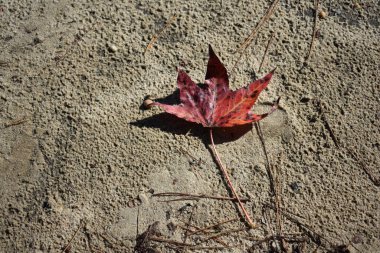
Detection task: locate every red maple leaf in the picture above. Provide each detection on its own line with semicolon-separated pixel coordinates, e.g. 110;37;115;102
153;45;278;127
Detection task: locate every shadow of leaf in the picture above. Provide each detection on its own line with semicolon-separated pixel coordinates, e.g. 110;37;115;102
131;112;252;144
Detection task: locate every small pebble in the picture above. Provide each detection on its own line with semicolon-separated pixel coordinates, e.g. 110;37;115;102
290;181;302;193
108;43;118;53
143;99;154;109
353;2;361;9
33;36;44;44
319;10;327;19
138;193;150;205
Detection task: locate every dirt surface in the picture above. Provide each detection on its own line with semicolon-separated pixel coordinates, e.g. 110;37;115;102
0;0;379;252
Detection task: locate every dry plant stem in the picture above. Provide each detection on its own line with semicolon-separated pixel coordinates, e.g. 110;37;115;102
273;163;287;251
151;236;238;251
144;15;176;54
250;234;307;247
61;221;83;253
187;217;238;236
305;0;320;64
263;208;280;250
347;147;380;186
265;203;330;248
258;33;274;73
255;122;276;195
150;236;193;247
231;0;280;75
136;206;140;239
314;99;340;148
202;228;246;243
183;204;196;245
209;128;256;228
153;192;249;202
177;225;230;247
4;117;28;128
236;0;280;53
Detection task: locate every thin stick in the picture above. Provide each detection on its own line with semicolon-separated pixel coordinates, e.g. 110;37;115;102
249;234;307;247
258;33;274;73
314;99;339;147
61;221;83;253
347;147;380;186
304;0;319;64
4;117;28;128
183;204;196;245
265;203;331;248
209;128;256;228
167;244;239;250
150;235;237;251
201;228;246;243
176;224;230;247
136;206;140;238
231;0;280;75
153;192;250;202
273;162;287;251
263;207;280;250
187;217;238;236
144;15;177;54
255;122;276;195
150;236;193;247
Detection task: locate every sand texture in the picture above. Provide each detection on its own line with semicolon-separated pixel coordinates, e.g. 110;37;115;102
0;0;379;252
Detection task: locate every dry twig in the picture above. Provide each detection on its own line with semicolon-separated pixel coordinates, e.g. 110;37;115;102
231;0;280;75
209;129;256;228
273;162;287;251
265;203;332;248
135;222;161;253
182;204;197;247
314;100;380;186
254;122;276;195
201;228;246;243
144;15;177;54
347;147;380;186
314;99;340;147
304;0;320;64
176;224;230;247
61;221;83;253
187;217;238;236
249;234;307;248
153;192;250;202
3;117;28;128
150;235;239;250
258;33;275;73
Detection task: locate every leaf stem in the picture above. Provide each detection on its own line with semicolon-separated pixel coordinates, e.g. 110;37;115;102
209;128;257;228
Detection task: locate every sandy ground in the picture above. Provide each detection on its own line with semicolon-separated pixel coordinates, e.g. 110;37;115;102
0;0;379;252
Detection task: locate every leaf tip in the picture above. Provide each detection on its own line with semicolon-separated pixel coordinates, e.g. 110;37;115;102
208;44;215;57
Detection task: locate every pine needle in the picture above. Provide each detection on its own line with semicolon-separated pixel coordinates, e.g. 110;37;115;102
209;128;256;228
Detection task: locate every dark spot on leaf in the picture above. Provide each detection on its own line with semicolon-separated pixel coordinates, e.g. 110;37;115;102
219;119;228;125
193;94;199;103
198;83;207;89
250;91;258;98
200;107;206;116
